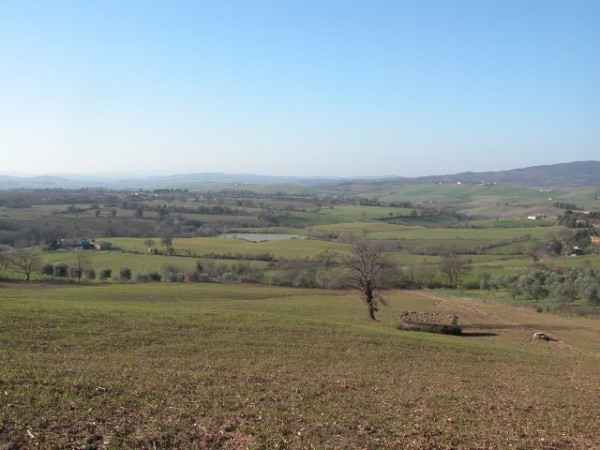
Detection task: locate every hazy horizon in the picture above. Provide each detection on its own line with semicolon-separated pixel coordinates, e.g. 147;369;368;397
1;159;598;181
1;1;598;177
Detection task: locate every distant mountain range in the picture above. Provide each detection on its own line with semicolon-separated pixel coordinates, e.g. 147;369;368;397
0;173;331;190
410;161;600;187
0;161;598;190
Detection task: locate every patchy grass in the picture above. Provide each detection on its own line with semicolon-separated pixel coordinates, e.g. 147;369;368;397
0;284;598;448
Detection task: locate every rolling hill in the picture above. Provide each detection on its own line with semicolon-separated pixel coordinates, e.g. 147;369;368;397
0;161;598;190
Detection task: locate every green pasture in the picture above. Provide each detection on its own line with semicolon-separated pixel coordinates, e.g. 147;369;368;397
481;240;533;255
364;183;551;205
104;236;349;259
393;238;519;254
308;221;563;241
371;225;563;240
311;221;420;234
284;204;412;227
0;206;60;220
178;212;260;224
459;218;557;228
385;214;465;226
555;187;600;210
464;204;563;219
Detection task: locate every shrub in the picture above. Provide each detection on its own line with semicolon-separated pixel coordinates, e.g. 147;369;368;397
119;266;132;281
502;274;521;298
135;271;161;282
135;272;150;283
583;284;600;306
161;264;184;282
69;266;83;279
480;273;491;290
409;264;438;289
315;268;346;289
147;271;162;282
185;269;202;282
551;279;577;303
41;263;54;276
99;267;112;281
518;269;550;300
219;272;236;282
85;268;96;280
167;271;185;282
68;266;82;280
464;281;479;290
53;262;69;278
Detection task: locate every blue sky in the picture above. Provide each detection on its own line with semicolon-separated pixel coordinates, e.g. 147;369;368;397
1;0;598;177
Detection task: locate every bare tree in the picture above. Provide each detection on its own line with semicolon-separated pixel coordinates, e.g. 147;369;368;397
410;263;438;288
342;240;395;320
9;248;42;281
161;235;174;255
316;249;338;270
526;242;546;263
439;253;469;288
71;251;93;282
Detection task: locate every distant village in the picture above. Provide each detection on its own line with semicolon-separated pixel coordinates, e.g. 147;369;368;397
48;238;113;251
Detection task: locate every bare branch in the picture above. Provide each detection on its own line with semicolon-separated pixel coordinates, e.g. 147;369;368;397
341;240;396;320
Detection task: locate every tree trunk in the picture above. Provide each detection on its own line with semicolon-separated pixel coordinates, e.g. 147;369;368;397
367;300;376;320
364;283;376;320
